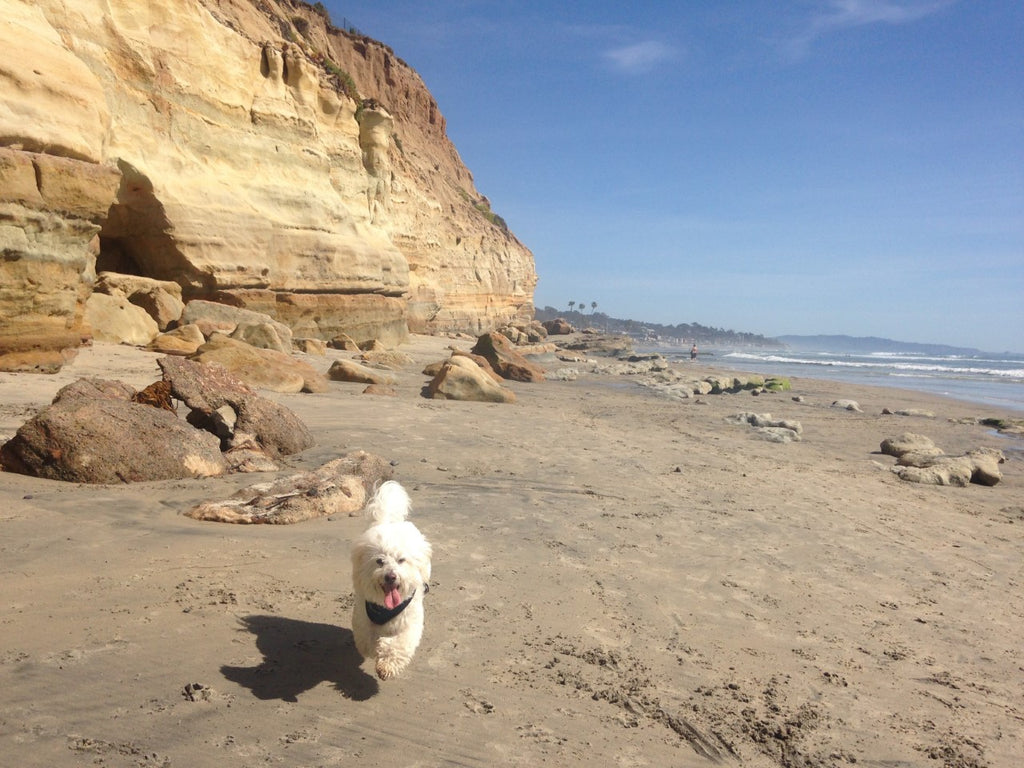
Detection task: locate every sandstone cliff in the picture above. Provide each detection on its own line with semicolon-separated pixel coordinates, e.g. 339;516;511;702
0;0;537;370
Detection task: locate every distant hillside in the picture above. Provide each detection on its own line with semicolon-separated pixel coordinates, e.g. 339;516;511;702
535;306;780;347
778;335;982;356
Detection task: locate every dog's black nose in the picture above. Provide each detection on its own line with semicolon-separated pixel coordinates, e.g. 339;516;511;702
384;572;397;584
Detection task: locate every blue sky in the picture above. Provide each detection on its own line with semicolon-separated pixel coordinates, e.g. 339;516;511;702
323;1;1023;351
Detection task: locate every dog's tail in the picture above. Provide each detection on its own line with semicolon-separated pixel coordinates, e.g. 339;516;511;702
365;480;411;524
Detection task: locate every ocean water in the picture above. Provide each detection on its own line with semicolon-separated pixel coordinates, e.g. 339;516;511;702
655;347;1024;413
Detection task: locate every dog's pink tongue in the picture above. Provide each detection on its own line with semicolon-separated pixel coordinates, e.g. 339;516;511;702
384;587;402;610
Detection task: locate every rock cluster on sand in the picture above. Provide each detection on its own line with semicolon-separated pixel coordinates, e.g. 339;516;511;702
0;356;315;483
419;328;562;403
880;432;1004;486
0;377;227;483
189;334;329;394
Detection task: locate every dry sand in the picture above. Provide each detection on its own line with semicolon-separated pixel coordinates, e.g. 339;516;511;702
1;336;1021;767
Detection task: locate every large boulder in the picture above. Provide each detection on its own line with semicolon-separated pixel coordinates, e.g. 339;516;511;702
879;433;942;458
181;301;293;352
148;324;206;356
560;333;634;358
83;292;160;345
450;349;503;380
425;357;516;403
229;322;291;354
327;359;396;386
189;333;328;394
94;272;184;331
894;447;1004;487
471;332;545;383
706;375;741;394
965;448;1007;486
294;338;328;355
543;318;573;335
881;433;1005;486
159;356;315;459
0;377;226;483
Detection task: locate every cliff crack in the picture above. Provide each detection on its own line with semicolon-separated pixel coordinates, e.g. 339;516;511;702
31;158;43;196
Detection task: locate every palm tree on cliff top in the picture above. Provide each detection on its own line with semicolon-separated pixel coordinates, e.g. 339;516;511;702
568;301;575;313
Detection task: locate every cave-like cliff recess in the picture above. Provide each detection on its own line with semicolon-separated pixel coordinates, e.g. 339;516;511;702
0;0;538;371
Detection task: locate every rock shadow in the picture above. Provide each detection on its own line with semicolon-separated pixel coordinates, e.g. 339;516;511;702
222;615;377;701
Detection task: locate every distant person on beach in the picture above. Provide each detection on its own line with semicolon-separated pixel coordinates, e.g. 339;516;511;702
690;344;698;360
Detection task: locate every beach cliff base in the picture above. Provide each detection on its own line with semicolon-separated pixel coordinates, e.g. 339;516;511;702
0;336;1020;767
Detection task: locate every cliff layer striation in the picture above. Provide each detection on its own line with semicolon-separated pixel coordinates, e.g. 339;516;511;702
0;0;537;370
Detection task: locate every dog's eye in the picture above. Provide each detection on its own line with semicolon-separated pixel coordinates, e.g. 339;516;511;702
396;557;406;564
375;557;385;566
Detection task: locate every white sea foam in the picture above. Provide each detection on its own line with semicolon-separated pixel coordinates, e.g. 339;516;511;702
673;348;1024;411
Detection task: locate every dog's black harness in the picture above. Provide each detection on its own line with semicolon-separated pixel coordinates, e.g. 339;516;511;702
365;588;416;626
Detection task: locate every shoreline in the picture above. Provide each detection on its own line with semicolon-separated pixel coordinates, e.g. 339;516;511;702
1;336;1021;767
640;344;1024;415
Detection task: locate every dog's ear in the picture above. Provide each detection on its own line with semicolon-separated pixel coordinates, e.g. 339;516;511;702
416;543;432;585
351;538;375;571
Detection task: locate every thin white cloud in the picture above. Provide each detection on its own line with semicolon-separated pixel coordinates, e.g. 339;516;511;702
604;41;677;74
783;0;958;59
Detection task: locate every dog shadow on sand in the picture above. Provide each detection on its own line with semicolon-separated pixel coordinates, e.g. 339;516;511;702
222;615;378;701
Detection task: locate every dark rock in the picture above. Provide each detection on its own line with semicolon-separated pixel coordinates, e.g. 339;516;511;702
159;356;314;458
0;378;226;483
543;318;573;335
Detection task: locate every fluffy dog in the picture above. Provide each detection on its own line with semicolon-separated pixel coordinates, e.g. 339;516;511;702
350;481;432;680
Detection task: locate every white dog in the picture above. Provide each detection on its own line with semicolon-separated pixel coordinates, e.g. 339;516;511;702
350;481;432;680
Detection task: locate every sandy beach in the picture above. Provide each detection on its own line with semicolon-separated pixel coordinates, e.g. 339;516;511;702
1;335;1021;767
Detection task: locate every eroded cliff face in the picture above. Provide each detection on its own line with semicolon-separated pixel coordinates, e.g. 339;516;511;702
0;0;537;370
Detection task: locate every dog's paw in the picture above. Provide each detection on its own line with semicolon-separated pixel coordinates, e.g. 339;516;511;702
375;659;404;680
